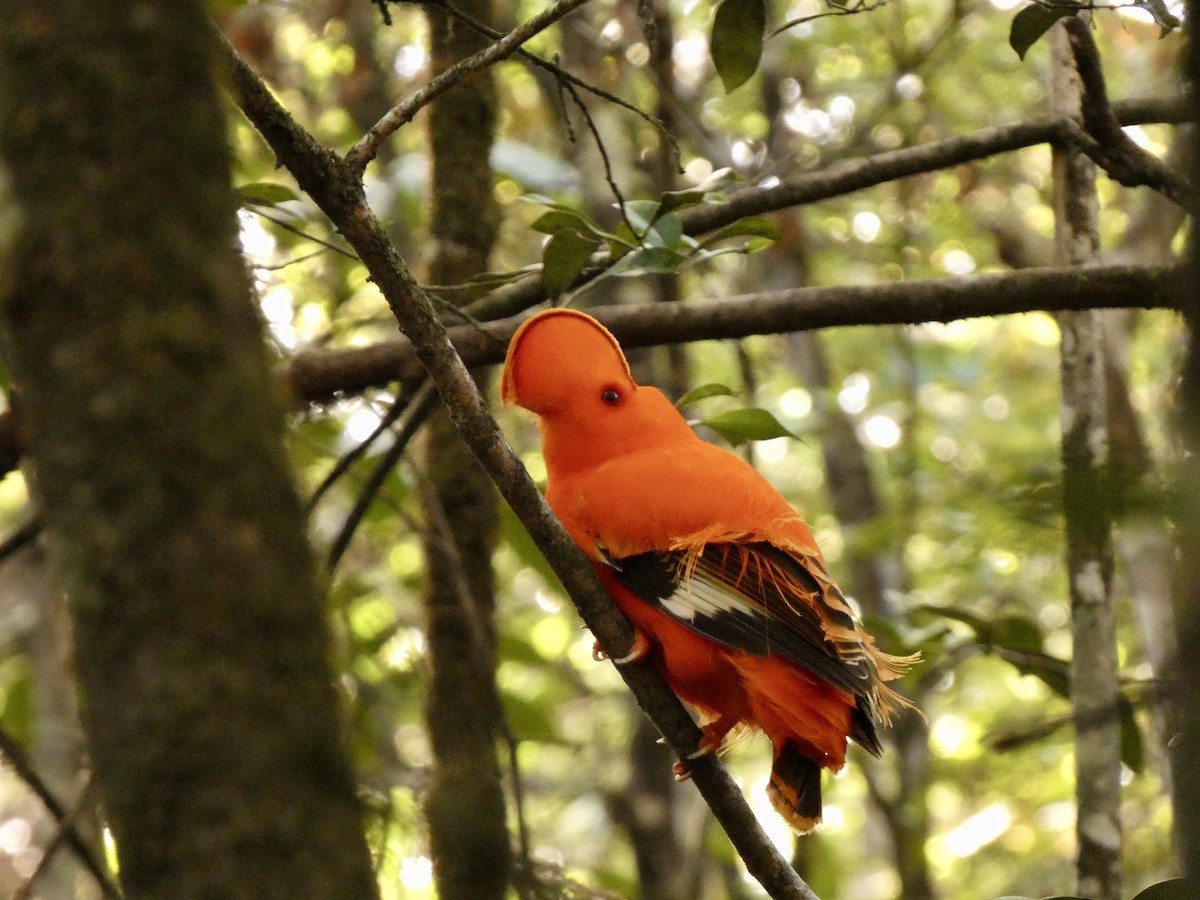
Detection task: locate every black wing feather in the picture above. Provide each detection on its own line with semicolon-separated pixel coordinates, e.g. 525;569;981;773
610;543;873;701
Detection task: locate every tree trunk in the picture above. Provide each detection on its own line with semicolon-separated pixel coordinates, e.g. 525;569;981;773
1170;0;1200;880
420;3;511;898
1049;22;1121;900
0;4;379;897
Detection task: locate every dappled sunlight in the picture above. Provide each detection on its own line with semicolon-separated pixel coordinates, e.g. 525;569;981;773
4;0;1184;897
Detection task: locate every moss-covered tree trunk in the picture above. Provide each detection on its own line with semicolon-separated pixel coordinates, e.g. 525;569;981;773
0;4;379;898
419;3;510;899
1171;0;1200;879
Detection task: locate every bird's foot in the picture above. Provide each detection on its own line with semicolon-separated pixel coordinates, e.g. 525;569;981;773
671;733;722;782
592;628;650;665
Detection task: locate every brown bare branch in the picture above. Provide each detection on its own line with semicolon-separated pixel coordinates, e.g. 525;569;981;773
1063;17;1195;212
286;263;1183;402
450;96;1190;324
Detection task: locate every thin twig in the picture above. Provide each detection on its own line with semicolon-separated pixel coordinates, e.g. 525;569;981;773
0;726;120;898
414;96;1191;327
244;207;360;261
345;0;592;174
305;389;414;515
0;407;20;479
434;0;674;148
14;778;99;900
560;78;636;240
327;382;439;571
679;96;1192;236
771;0;889;38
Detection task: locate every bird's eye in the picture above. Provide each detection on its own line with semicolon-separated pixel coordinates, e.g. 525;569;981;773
601;388;621;405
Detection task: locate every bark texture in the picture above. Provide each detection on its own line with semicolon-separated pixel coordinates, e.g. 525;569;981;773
1171;0;1200;880
0;4;378;898
420;3;511;898
1050;22;1121;900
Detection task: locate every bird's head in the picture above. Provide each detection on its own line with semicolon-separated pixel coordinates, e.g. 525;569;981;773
502;308;637;417
501;309;693;470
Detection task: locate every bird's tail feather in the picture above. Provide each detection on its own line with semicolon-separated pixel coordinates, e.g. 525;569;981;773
767;743;823;834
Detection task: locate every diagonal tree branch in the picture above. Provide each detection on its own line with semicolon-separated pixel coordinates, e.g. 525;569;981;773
285;263;1183;401
1063;17;1195;212
344;0;591;174
678;96;1191;237
215;25;820;900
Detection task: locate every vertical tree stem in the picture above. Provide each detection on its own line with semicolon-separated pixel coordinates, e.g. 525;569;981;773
1169;0;1200;880
420;1;511;896
1050;20;1121;900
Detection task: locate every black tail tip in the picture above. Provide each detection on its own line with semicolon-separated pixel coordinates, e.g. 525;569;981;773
767;743;823;834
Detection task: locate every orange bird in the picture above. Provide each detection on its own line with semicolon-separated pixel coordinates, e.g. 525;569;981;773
501;308;917;832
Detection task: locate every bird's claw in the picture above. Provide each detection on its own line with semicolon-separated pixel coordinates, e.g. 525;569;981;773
671;734;720;781
592;629;650;666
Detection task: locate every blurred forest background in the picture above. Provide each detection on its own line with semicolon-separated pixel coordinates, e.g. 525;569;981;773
0;0;1195;899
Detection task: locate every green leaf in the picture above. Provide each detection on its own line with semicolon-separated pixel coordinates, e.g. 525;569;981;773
0;669;32;749
520;192;565;210
701;215;783;247
1129;879;1193;900
645;213;687;250
676;382;736;409
235;181;300;206
700;408;797;447
503;694;562;743
1004;651;1070;698
531;209;596;236
711;0;766;92
991;614;1044;655
619;199;665;234
609;245;688;277
206;0;249;12
541;229;599;298
499;503;562;592
656;188;710;219
1009;4;1078;61
606;220;640;260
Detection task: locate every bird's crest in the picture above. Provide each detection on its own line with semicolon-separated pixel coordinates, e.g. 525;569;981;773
501;309;633;414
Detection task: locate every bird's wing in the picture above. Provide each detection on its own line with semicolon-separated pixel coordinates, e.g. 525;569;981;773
605;540;916;728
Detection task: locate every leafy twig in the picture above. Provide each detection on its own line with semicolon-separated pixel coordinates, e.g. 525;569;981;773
244;207;360;261
559;78;637;241
770;0;889;38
